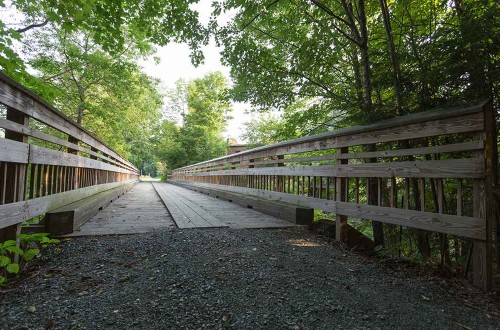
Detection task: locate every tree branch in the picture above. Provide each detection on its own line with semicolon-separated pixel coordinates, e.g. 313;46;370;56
15;20;49;33
239;0;282;32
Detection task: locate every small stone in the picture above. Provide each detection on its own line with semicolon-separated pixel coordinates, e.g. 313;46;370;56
119;275;131;282
26;306;36;313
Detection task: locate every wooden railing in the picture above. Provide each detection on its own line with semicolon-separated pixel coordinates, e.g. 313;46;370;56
0;73;139;239
170;101;498;290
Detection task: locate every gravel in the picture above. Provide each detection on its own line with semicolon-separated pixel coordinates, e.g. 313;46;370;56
0;227;498;329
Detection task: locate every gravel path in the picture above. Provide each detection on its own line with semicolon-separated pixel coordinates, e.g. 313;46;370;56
1;227;498;329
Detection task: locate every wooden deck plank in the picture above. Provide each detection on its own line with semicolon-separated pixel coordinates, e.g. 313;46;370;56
152;183;214;228
153;183;296;229
65;182;176;236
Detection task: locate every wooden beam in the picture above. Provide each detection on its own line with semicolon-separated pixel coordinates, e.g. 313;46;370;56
189;158;485;179
0;179;138;229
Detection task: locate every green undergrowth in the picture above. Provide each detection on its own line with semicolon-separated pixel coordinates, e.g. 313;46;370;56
0;233;59;287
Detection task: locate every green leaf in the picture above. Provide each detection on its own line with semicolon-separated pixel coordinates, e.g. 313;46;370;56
3;240;17;247
6;246;24;255
0;255;10;267
0;276;6;286
6;263;19;274
23;249;40;262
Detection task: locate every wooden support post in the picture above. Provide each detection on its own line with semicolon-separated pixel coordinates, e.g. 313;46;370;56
0;108;28;260
472;100;496;291
336;147;348;242
277;155;284;192
367;144;383;246
68;136;80;190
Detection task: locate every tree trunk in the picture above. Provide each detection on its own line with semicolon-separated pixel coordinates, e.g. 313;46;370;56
379;0;404;115
412;178;431;258
357;0;373;115
453;0;489;99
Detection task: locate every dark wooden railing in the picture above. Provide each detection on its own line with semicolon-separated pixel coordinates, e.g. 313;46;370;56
0;73;139;240
171;101;498;290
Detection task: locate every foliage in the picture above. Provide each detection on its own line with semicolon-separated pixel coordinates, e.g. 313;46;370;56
213;0;500;266
0;0;206;81
155;72;232;169
0;233;59;286
24;30;163;162
0;0;206;173
214;0;500;131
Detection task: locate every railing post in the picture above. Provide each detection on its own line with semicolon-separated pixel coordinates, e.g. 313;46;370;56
68;137;80;189
472;100;496;291
336;147;348;242
0;108;28;250
277;155;284;192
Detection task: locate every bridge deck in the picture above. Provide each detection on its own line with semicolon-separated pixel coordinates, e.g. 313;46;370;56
66;182;176;236
67;181;295;236
153;182;295;229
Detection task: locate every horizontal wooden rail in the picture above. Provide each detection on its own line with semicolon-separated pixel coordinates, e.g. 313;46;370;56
170;101;498;291
0;72;139;240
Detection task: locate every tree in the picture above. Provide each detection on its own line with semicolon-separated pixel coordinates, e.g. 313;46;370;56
0;0;206;85
214;0;500;258
155;72;232;169
27;30;163;159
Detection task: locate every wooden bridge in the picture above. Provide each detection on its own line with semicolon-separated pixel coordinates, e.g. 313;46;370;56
0;72;498;292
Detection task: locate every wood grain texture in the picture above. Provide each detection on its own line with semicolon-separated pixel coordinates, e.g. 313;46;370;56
0;179;138;229
29;145;137;174
189;158;484;179
64;182;176;236
335;141;484;160
176;103;486;171
0;119;136;172
335;202;485;240
169;181;337;213
171;180;485;239
45;182;137;235
0;73;136;169
156;182;296;229
153;182;227;228
170;181;313;225
0;139;29;163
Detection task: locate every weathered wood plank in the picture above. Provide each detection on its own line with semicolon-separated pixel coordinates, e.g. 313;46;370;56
176;104;486;171
45;182;137;235
172;181;338;213
0;119;136;172
65;182;176;236
335;202;485;240
153;183;225;228
0;73;136;169
252;154;338;166
245;141;482;166
173;181;485;239
173;182;313;225
0;139;29;163
189;158;485;179
335;141;484;160
0;179;138;229
29;145;137;174
158;182;295;229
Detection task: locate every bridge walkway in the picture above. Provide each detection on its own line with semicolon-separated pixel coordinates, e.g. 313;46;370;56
67;181;294;236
